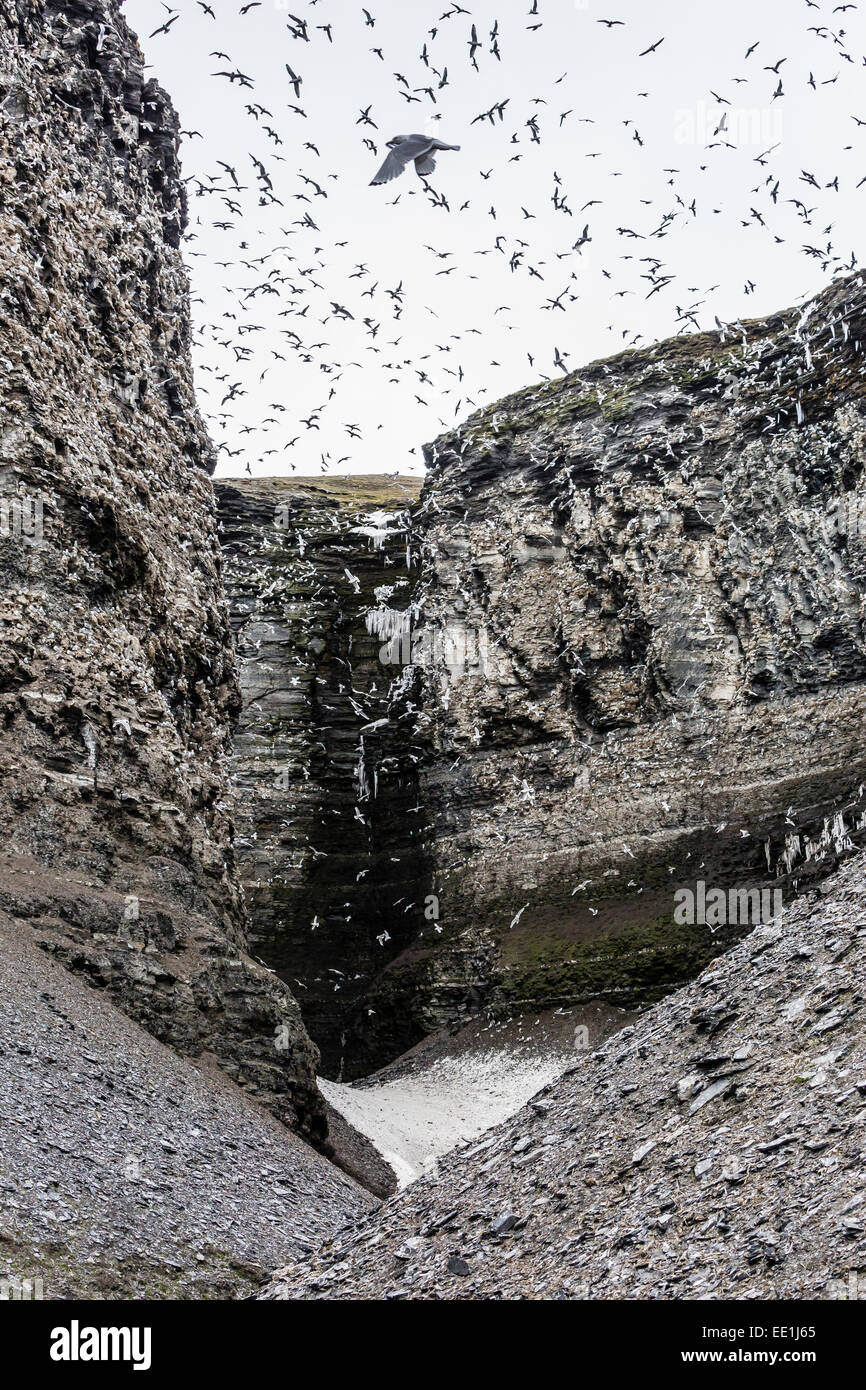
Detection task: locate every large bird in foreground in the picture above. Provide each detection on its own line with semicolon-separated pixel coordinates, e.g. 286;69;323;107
370;134;461;186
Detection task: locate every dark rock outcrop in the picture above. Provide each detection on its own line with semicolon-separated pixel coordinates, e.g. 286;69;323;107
216;476;431;1080
0;0;323;1139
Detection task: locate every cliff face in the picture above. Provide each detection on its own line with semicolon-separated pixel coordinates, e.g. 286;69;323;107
216;477;431;1079
221;280;866;1077
405;273;866;1022
0;0;322;1138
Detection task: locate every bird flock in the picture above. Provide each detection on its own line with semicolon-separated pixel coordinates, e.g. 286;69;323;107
125;0;866;477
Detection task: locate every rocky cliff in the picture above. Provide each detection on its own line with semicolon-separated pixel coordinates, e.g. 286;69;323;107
5;3;866;1304
216;476;430;1080
405;271;866;1023
223;276;866;1079
0;0;323;1140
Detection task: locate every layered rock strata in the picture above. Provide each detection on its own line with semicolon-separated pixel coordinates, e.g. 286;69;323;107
408;272;866;1020
216;476;432;1080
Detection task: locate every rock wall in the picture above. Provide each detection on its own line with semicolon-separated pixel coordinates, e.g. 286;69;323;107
0;0;323;1139
216;477;433;1079
407;272;866;1020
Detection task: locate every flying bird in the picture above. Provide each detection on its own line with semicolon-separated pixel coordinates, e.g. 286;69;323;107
149;13;179;37
370;134;461;186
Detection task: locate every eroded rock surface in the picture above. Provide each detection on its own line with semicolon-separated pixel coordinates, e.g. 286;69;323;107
406;272;866;1021
216;476;431;1079
0;0;322;1139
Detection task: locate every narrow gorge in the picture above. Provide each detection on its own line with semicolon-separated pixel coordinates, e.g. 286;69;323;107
219;274;866;1099
3;0;866;1313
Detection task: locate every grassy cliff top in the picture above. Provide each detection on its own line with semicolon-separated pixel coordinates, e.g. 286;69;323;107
216;474;423;511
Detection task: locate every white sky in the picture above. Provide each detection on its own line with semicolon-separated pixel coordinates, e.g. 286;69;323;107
123;0;866;477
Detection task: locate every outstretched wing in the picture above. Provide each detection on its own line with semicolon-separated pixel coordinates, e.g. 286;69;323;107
370;135;432;186
370;147;411;185
414;151;437;177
